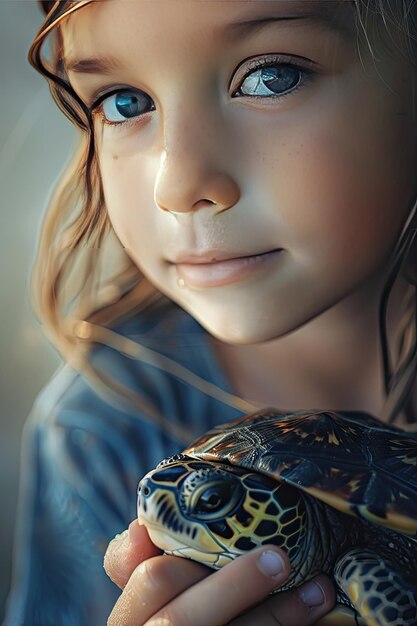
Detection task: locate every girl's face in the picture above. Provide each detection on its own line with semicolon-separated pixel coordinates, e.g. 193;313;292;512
63;0;417;344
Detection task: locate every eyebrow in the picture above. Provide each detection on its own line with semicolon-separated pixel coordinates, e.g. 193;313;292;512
66;7;354;76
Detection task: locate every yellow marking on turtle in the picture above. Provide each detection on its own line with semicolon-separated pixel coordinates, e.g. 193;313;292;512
358;603;380;626
290;484;417;535
360;506;417;535
347;582;360;604
315;605;366;625
328;432;340;445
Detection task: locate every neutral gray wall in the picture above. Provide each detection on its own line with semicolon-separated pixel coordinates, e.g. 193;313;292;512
0;0;78;619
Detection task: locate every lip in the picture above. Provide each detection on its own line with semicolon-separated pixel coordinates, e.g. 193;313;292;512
169;249;272;264
174;248;283;288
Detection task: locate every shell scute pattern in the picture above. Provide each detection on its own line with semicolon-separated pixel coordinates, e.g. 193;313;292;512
137;408;417;626
186;409;417;534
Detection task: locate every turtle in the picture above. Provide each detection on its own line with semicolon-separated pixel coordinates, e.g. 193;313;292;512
137;407;417;626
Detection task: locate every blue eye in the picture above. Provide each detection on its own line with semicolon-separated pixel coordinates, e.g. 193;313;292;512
100;90;155;125
235;64;310;99
94;57;314;130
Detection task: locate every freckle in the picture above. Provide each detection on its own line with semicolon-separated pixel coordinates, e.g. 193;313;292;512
113;155;119;160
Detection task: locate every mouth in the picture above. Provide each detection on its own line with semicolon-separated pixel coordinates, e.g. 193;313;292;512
173;248;283;288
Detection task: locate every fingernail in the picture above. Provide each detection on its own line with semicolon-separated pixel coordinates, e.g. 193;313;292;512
298;580;326;608
257;550;285;578
110;529;129;543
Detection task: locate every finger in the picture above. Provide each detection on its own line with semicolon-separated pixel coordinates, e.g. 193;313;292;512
227;574;336;626
146;546;293;626
109;545;291;626
104;519;162;589
108;553;211;626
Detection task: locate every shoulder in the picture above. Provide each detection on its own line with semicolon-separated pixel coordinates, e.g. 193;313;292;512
25;301;218;469
33;300;198;416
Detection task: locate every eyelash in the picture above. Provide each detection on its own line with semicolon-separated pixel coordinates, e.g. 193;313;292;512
91;55;316;132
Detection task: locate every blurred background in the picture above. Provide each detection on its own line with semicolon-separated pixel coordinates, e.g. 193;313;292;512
0;0;78;619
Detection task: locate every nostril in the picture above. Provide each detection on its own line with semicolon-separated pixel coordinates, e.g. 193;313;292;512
138;477;153;498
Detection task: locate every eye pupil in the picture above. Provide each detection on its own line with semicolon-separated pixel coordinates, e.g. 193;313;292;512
205;493;221;507
262;66;299;91
240;64;302;98
195;484;233;514
100;90;154;126
115;92;148;118
185;474;245;521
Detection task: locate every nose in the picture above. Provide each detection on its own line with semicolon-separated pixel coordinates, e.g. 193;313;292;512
154;111;240;216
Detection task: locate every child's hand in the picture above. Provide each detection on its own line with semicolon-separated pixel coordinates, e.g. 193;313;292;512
104;519;336;626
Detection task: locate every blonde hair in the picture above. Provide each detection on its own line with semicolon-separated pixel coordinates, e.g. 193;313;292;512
29;0;417;431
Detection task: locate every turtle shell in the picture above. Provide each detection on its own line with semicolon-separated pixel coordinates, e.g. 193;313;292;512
183;408;417;536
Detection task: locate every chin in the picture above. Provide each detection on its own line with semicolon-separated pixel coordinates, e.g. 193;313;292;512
182;300;306;345
178;282;348;345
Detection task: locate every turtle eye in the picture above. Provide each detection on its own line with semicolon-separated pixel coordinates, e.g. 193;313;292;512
197;485;227;512
190;479;244;521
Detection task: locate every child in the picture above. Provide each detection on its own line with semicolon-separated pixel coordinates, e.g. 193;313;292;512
4;0;417;624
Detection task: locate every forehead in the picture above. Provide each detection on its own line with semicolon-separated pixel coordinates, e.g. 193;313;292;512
61;0;357;63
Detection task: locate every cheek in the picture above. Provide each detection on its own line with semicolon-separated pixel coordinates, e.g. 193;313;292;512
246;94;415;279
98;153;159;260
294;132;413;273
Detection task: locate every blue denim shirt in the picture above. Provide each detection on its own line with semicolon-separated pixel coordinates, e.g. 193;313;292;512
4;303;246;626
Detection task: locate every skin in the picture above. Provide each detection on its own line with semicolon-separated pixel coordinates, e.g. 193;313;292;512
62;0;417;419
60;0;417;623
103;519;335;626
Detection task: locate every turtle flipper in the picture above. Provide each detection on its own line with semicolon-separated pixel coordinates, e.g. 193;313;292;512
334;548;417;626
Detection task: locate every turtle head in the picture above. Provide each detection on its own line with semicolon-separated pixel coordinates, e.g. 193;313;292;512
137;454;305;569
